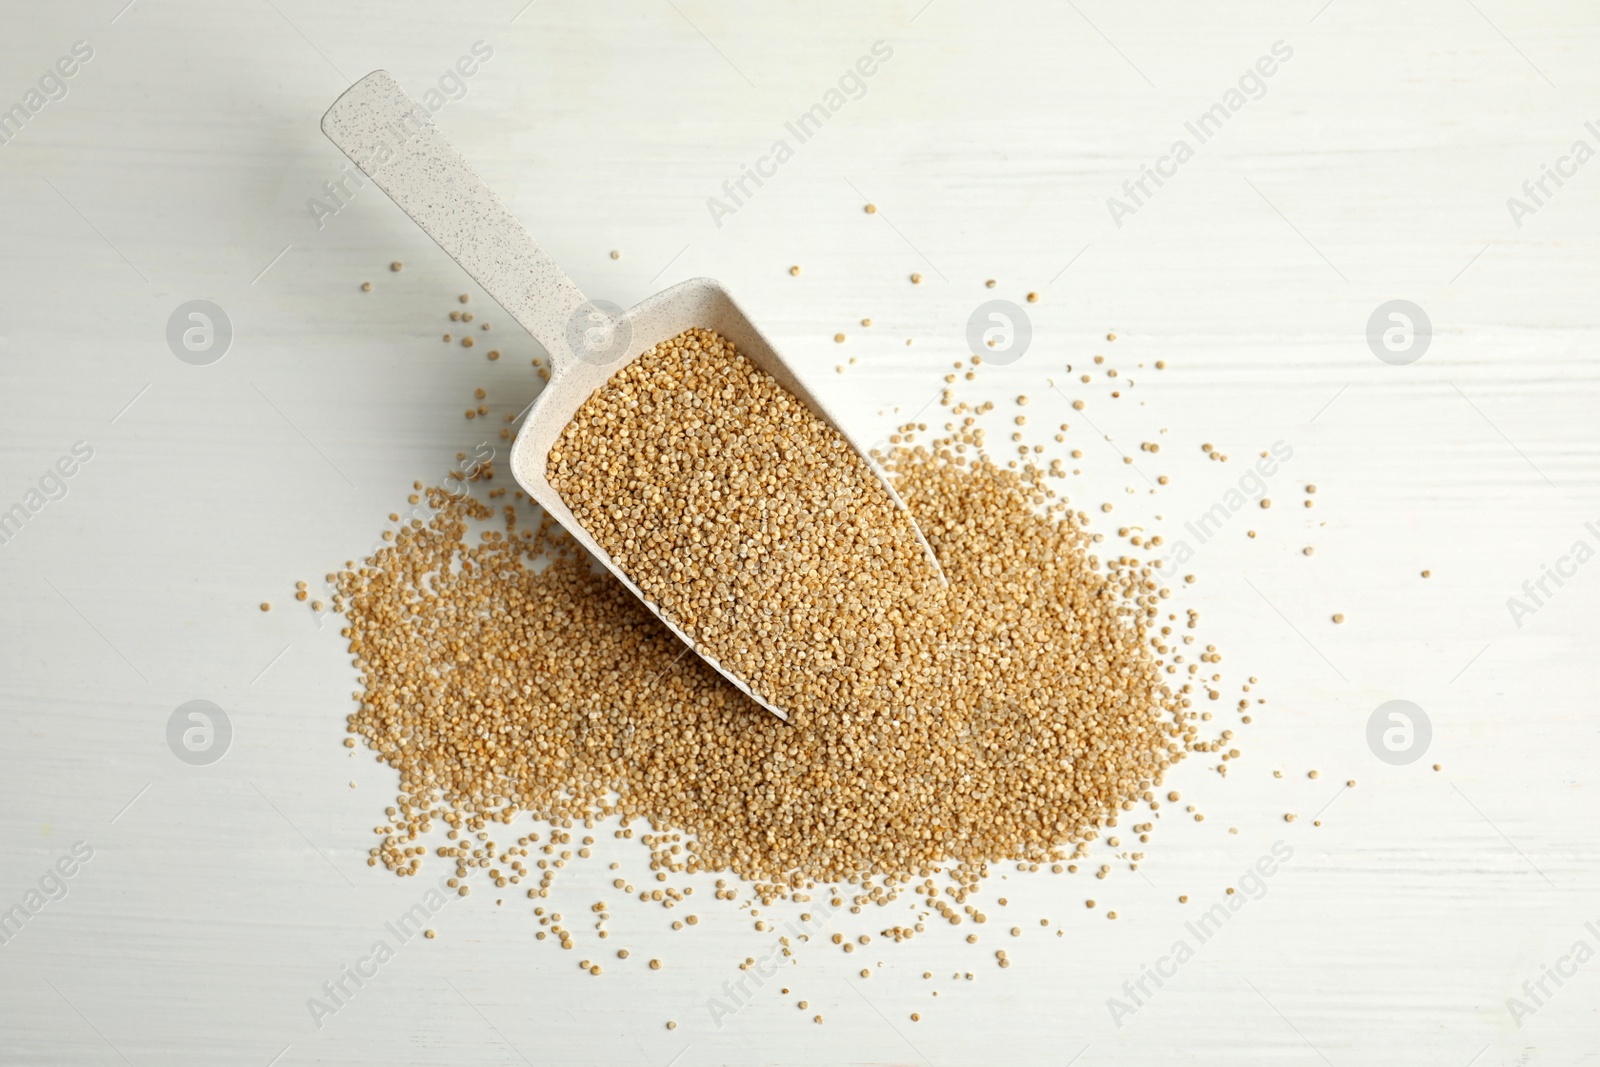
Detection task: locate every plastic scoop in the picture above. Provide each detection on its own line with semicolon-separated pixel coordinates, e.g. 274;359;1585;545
322;70;945;721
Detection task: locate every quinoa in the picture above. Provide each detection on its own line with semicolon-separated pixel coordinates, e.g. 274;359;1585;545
547;326;946;721
334;329;1213;890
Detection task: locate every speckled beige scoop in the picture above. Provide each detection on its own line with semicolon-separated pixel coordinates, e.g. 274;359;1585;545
322;71;944;720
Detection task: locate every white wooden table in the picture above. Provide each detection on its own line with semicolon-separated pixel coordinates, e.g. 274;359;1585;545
2;1;1597;1063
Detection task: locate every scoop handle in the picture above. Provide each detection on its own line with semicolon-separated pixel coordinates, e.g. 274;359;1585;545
321;70;586;376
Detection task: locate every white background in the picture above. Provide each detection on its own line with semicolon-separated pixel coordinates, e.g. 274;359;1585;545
2;0;1598;1063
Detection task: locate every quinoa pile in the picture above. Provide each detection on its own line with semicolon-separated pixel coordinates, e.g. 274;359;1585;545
333;329;1232;895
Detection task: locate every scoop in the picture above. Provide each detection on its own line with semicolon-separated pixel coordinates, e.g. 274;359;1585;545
322;70;945;721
